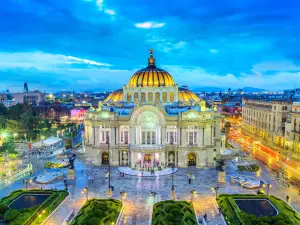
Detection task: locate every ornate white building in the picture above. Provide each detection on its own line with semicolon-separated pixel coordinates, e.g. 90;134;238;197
84;51;222;168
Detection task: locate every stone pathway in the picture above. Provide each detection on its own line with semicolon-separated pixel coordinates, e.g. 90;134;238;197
117;166;178;177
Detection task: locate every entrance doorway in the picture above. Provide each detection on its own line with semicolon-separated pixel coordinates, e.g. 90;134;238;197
102;152;109;164
188;153;196;166
144;154;152;163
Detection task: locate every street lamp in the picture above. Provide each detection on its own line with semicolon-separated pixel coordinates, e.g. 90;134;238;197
120;191;127;202
171;164;176;199
83;187;89;201
190;190;197;202
107;136;113;197
25;179;28;190
266;183;272;195
212;186;219;198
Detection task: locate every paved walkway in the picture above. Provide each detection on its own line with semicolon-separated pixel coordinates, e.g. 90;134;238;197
117;166;179;177
1;152;299;225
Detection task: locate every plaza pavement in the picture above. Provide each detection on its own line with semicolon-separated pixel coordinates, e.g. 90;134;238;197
1;154;299;225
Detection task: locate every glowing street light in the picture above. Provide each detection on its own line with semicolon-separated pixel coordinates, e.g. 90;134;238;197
83;187;89;201
212;186;219;198
266;183;272;196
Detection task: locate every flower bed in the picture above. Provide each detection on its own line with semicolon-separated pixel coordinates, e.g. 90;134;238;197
0;189;69;225
237;164;260;172
44;161;64;168
152;200;197;225
70;198;122;225
217;194;300;225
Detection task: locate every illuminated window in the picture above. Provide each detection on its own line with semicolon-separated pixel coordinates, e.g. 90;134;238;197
148;92;153;101
134;92;139;101
163;92;167;102
127;92;131;102
155;92;160;101
170;92;174;102
141;92;146;101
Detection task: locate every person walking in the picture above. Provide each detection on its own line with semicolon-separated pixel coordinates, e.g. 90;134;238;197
188;178;192;184
286;195;290;203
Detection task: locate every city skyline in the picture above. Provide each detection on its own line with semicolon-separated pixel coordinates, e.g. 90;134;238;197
1;0;300;92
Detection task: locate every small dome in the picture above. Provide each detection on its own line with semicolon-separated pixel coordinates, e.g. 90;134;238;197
104;89;123;102
128;50;175;87
178;88;200;102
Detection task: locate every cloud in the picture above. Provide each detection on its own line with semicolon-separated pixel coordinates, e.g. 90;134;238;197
104;9;116;15
0;52;111;69
96;0;104;10
135;22;165;29
209;49;219;54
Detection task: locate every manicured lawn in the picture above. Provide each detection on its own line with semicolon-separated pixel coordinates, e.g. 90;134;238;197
44;161;64;168
152;200;198;225
0;189;69;225
70;198;122;225
217;194;300;225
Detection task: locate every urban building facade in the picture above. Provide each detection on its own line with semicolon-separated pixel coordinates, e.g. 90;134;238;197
0;93;8;103
242;99;290;147
14;90;46;105
285;102;300;154
84;51;222;168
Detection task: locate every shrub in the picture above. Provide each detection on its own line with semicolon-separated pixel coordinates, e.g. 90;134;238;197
4;209;19;222
88;217;100;225
0;203;8;214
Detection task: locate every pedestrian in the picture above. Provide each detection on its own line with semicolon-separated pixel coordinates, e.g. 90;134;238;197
286;195;290;203
188;178;192;184
204;213;207;221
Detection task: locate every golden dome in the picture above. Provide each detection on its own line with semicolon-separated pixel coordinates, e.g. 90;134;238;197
128;50;175;87
104;89;123;102
178;88;200;102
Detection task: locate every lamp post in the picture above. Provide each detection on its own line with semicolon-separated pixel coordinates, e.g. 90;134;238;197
171;164;176;199
212;186;219;198
190;190;197;203
25;179;28;190
107;136;113;197
266;183;272;196
83;187;89;201
120;191;127;203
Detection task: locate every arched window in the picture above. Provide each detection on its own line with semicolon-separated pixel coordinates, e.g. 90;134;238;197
148;92;153;101
155;92;160;101
134;92;139;101
163;92;168;102
127;92;131;102
170;92;174;102
141;92;146;101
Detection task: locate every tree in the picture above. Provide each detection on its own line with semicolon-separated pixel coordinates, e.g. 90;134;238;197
0;115;7;129
20;110;39;139
0;103;8;116
224;121;231;143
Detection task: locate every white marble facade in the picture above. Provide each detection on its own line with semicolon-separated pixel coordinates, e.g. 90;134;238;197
84;105;221;168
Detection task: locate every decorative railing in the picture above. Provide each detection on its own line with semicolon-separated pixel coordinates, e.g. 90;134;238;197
129;144;164;150
0;163;32;189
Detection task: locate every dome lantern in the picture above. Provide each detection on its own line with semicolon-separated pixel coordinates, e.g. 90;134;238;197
148;49;156;67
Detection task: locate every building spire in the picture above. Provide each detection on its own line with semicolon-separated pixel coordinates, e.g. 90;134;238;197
148;49;156;67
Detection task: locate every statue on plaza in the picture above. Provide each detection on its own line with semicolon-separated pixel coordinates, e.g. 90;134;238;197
216;159;225;171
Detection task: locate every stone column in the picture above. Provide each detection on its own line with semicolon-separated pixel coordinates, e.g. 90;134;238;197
91;126;95;146
162;126;166;145
130;127;134;144
116;127;119;144
130;152;135;168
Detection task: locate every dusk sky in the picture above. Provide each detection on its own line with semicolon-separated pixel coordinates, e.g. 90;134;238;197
1;0;300;92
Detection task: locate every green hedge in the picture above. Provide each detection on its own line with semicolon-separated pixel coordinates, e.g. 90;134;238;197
44;161;64;168
217;194;300;225
0;189;69;225
237;164;260;172
70;198;122;225
152;200;198;225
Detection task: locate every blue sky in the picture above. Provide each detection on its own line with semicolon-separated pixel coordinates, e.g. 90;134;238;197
0;0;300;92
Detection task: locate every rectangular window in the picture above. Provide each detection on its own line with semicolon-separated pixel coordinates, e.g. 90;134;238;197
124;131;128;144
152;131;156;144
102;131;104;142
147;131;151;144
189;132;193;145
106;131;109;143
121;132;124;142
194;132;197;144
142;132;146;144
167;132;169;143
